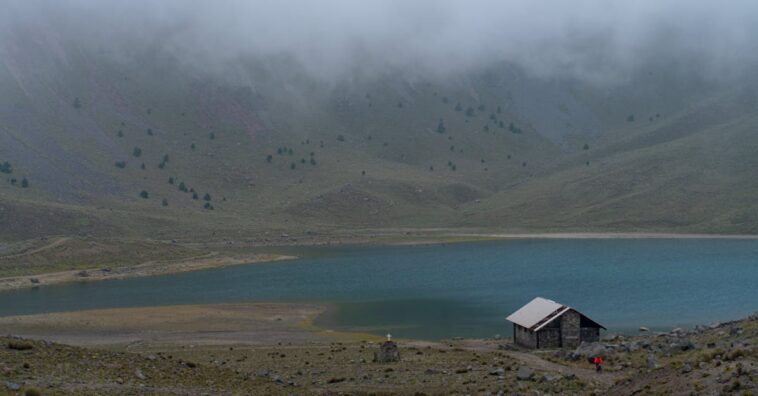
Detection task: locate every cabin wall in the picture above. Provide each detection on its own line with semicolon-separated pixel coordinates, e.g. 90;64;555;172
514;324;537;348
537;327;561;348
561;310;581;348
580;327;600;343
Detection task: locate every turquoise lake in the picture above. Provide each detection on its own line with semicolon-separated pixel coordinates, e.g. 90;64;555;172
1;239;758;340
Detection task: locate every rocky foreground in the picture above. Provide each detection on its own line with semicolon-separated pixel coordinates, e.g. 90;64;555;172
2;313;758;395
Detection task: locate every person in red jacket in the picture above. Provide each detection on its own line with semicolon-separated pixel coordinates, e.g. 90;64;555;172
594;356;604;372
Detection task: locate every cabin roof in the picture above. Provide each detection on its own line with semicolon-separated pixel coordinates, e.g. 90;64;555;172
506;297;605;331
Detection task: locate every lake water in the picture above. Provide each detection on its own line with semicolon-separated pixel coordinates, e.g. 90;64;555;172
1;239;758;340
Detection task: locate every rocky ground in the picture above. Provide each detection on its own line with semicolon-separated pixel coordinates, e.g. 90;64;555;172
2;305;758;395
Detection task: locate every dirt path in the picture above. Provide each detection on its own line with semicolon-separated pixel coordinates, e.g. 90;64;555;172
504;350;621;386
0;236;70;259
436;339;621;386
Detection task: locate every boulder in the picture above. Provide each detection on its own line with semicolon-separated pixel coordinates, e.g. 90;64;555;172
516;366;534;381
639;326;649;332
572;341;609;360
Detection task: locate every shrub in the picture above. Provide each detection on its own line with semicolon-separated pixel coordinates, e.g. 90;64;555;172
203;202;214;210
117;130;124;137
178;182;188;192
168;177;174;184
266;155;273;163
209;132;215;140
583;143;590;150
436;119;446;134
139;190;149;199
20;178;28;188
337;135;345;142
24;387;42;396
133;147;142;157
192;192;198;200
115;161;127;169
203;193;211;201
1;161;13;174
161;198;168;207
72;97;82;108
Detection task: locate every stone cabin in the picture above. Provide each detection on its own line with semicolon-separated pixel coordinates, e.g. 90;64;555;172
506;297;605;349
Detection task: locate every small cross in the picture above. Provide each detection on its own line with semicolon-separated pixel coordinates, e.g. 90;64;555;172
386;333;392;341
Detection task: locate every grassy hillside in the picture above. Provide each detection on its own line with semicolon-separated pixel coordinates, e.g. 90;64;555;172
0;27;756;240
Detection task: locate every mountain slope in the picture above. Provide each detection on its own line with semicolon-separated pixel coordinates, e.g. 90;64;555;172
1;25;756;240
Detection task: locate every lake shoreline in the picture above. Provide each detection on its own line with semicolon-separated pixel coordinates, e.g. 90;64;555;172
2;230;757;292
0;253;296;293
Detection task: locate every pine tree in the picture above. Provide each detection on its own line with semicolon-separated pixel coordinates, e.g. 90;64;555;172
436;119;446;134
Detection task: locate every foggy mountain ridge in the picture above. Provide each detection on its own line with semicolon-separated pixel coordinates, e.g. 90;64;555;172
1;1;758;240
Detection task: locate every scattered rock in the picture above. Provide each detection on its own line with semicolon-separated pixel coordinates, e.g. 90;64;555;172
516;366;533;381
489;367;505;376
4;381;20;391
77;270;90;277
647;353;659;369
327;377;346;384
134;368;146;380
681;363;693;373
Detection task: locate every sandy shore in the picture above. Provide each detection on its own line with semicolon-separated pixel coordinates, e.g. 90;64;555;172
0;253;295;292
0;303;383;347
468;232;758;240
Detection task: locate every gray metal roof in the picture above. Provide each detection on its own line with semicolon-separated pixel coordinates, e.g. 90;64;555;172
506;297;606;331
506;297;564;329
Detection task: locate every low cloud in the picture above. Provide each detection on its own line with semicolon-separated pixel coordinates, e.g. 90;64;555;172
3;0;758;84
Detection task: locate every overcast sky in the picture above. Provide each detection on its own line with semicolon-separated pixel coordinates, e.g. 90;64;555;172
3;0;758;84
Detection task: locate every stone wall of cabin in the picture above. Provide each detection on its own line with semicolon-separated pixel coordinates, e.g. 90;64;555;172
560;310;581;348
537;327;561;348
580;327;600;343
514;324;536;348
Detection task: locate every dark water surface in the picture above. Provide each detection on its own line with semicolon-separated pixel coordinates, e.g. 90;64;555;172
1;239;758;340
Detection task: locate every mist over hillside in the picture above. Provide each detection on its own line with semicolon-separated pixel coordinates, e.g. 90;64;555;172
2;0;758;240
